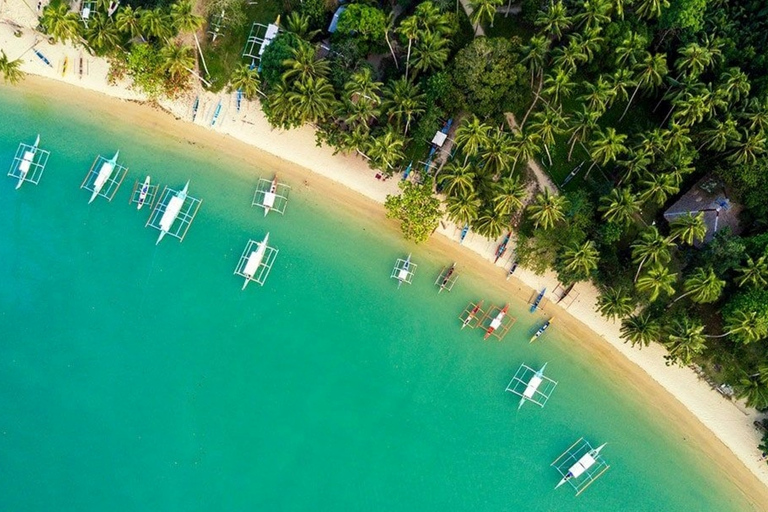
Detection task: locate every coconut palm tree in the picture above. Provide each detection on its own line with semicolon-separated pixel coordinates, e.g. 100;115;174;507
530;108;568;166
282;42;330;84
597;287;635;321
715;310;768;344
381;78;425;136
562;240;600;278
664;317;706;366
543;67;575;106
230;63;261;100
534;0;572;40
552;39;587;74
397;16;420;80
634;0;670;20
736;255;768;288
344;67;382;105
638;172;678;206
674;42;713;80
567;105;598;161
455;116;491;165
287;75;338;125
579;76;615;116
510;130;542;175
631;226;674;282
446;190;482;226
727;129;766;166
599;187;640;227
480;128;514;177
116;5;143;39
160;42;194;81
492;177;526;217
669;212;707;245
473;210;506;239
439;161;476;197
528;189;569;230
574;0;611;29
366;127;406;171
743;96;768;133
636;265;676;302
0;50;25;85
737;373;768;410
285;11;320;41
615;31;647;68
140;8;174;41
670;267;725;305
170;0;203;34
410;31;450;76
698;116;740;152
41;0;83;43
469;0;503;28
85;12;121;55
620;52;668;121
521;35;550;88
586;127;628;177
609;68;635;108
620;311;661;348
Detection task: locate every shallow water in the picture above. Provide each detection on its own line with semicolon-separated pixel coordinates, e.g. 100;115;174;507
0;85;754;511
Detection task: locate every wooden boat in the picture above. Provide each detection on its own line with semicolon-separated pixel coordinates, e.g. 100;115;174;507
484;304;509;340
506;261;518;280
438;263;456;293
61;56;68;76
556;443;607;489
462;300;483;329
459;224;469;244
261;175;278;216
33;49;52;68
530;288;546;313
397;254;412;289
89;150;119;204
518;363;547;410
191;96;199;122
157;181;189;244
236;89;243;112
211;101;222;126
494;232;511;263
16;134;40;189
137;176;151;210
242;232;269;290
530;318;554;343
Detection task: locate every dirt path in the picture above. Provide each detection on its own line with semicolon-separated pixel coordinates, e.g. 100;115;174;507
505;112;558;194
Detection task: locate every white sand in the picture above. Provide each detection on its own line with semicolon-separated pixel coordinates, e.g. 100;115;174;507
2;3;768;503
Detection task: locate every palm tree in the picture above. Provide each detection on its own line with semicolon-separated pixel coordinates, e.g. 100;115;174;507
287;75;337;125
480;128;514;177
170;0;203;34
615;32;647;68
562;240;600;278
620;52;668;121
621;311;661;348
282;42;330;84
634;0;670;20
381;78;425;136
530;108;567;166
543;67;575;106
522;35;550;88
344;67;382;105
455;116;491;165
410;31;450;76
160;42;194;81
631;226;674;282
737;372;768;410
674;42;713;80
0;50;25;85
366;127;406;171
727;129;766;166
534;0;572;40
446;190;482;226
397;16;420;80
230;64;261;100
736;255;768;288
638;172;678;206
670;267;725;305
285;12;320;41
586;127;627;177
85;13;121;55
439;161;476;197
597;287;635;321
492;177;526;217
609;68;635;108
669;212;707;245
698;116;740;152
579;76;614;115
599;187;640;227
664;317;706;366
552;39;587;73
636;265;676;302
566;105;598;161
140;8;174;41
40;0;83;43
528;189;569;230
473;210;506;239
716;310;768;344
116;5;143;39
510;130;541;175
469;0;503;28
383;11;399;69
574;0;611;29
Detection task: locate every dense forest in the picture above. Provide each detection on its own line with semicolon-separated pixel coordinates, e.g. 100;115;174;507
3;0;767;450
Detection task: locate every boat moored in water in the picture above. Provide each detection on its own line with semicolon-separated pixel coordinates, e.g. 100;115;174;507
156;181;189;244
137;176;151;209
242;232;270;289
16;134;40;189
89;150;119;203
530;318;554;343
484;304;509;339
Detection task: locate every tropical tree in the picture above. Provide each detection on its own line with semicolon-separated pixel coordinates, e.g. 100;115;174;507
492;177;526;217
552;39;587;73
699;116;739;152
566;105;598;161
669;212;707;245
40;0;83;43
116;5;143;39
634;0;670;20
510;130;541;175
621;311;661;348
599;187;640;227
528;189;569;230
664;316;706;366
521;35;550;88
439;161;476;197
381;78;425;136
286;75;337;125
229;63;261;100
530;108;567;166
631;226;674;282
480;127;514;177
170;0;204;34
397;15;420;80
410;31;450;76
562;240;600;279
638;172;678;206
674;42;714;80
597;287;635;321
615;32;648;68
473;211;507;239
579;76;614;115
140;8;174;41
367;126;406;171
727;130;766;166
469;0;504;28
285;12;320;41
0;50;25;85
385;178;442;243
543;67;575;106
716;310;768;344
455;116;491;164
160;42;194;81
620;52;668;121
586;127;628;177
736;255;768;288
737;372;768;410
534;0;572;40
282;42;329;84
445;190;482;226
636;265;676;302
670;267;725;305
85;13;121;55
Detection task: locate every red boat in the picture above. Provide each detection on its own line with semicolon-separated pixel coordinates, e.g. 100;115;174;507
439;263;456;293
462;300;483;329
484;304;509;339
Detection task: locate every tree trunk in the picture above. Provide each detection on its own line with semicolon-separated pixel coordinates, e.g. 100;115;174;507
567;134;579;161
634;255;648;283
405;39;412;81
519;74;543;130
620;82;642;122
668;290;694;307
544;144;552;167
385;32;399;70
584;159;598;179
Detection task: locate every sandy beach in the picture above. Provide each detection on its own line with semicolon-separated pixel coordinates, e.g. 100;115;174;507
2;5;768;507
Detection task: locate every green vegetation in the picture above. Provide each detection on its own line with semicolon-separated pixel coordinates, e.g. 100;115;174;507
385;178;442;243
0;50;25;84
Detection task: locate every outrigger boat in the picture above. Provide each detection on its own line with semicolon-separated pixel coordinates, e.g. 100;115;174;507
506;261;518;280
242;232;270;290
15;134;40;189
156;181;189;244
484;304;509;340
33;48;52;68
261;175;279;216
397;254;412;289
518;363;547;410
556;443;608;489
136;176;151;209
191;96;199;122
211;100;222;126
494;232;511;263
459;224;469;244
236;89;243;112
462;300;483;329
438;263;456;293
402;161;413;181
530;318;554;343
89;150;119;204
530;288;546;313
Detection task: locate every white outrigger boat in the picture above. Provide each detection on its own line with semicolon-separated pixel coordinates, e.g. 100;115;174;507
397;254;412;288
89;150;119;204
137;176;151;209
505;363;558;409
241;232;270;290
519;363;547;410
156;181;189;244
261;175;278;216
552;438;610;495
556;443;607;489
15;134;40;189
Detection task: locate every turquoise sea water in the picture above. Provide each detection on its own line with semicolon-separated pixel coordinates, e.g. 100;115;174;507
0;85;757;511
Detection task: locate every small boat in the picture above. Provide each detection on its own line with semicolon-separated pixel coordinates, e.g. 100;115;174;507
397;254;412;289
137;176;151;210
438;263;456;293
16;134;40;189
530;288;546;313
236;89;243;112
89;150;119;204
556;443;608;489
211;101;222;126
191;96;199;122
462;300;483;329
556;283;575;304
494;232;511;263
78;54;84;78
402;161;413;181
242;232;269;290
506;261;518;280
62;56;69;76
484;304;509;340
561;161;585;187
262;175;278;217
459;224;469;244
530;318;554;343
518;363;547;410
157;181;189;244
33;48;52;68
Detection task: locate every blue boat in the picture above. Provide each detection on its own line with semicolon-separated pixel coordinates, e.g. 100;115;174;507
33;49;52;68
210;101;222;127
402;161;413;181
236;89;243;112
530;288;546;313
191;96;199;122
459;224;469;244
494;232;511;263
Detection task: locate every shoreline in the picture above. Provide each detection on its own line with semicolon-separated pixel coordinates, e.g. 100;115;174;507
3;19;768;507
